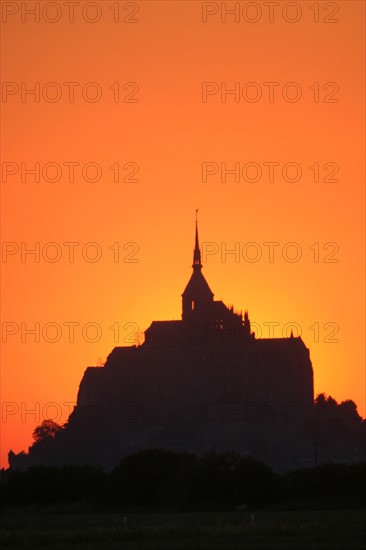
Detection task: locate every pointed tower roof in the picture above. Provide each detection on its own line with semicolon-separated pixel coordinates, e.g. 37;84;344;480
193;209;202;269
182;210;214;299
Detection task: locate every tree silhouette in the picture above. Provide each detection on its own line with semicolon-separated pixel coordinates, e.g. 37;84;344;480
32;419;62;443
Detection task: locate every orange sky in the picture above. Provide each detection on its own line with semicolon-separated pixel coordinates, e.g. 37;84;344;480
1;0;365;468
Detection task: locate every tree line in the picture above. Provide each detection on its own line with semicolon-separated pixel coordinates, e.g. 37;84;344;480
2;450;365;511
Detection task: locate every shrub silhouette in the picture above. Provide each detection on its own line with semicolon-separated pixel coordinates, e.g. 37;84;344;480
232;455;284;505
32;419;62;443
109;449;197;507
3;465;106;506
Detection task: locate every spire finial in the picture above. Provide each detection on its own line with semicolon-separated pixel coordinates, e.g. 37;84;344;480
193;209;202;269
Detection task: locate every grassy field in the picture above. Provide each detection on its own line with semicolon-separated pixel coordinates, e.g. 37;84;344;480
1;509;365;549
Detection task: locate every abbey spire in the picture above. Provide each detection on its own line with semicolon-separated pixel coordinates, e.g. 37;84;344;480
193;209;202;269
182;211;214;320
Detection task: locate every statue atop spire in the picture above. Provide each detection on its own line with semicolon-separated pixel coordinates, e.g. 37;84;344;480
193;209;202;269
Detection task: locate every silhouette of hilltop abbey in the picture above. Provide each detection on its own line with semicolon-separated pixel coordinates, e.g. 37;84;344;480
146;215;256;347
14;218;317;471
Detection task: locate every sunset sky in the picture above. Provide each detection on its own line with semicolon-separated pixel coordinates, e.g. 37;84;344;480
1;0;365;468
